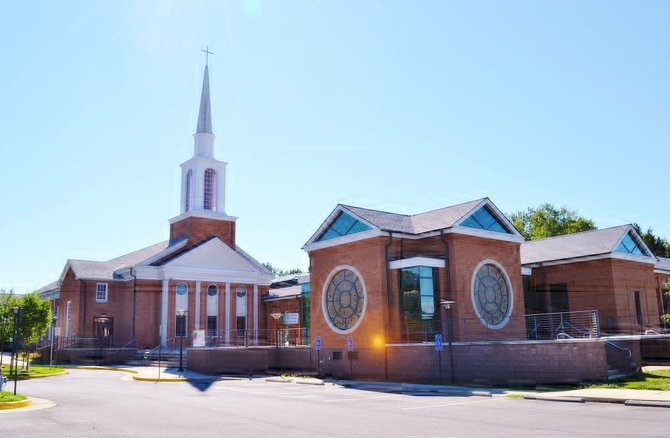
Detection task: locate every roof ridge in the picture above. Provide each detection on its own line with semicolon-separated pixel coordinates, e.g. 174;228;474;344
106;240;169;263
341;197;487;219
522;224;630;245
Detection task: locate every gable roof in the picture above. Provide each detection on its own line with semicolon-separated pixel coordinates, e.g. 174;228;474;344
342;198;485;235
304;198;523;250
520;225;655;266
58;240;171;283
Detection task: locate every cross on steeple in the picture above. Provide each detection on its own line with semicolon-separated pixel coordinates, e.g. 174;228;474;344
202;46;214;66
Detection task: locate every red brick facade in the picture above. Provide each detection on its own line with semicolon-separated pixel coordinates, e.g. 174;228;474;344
170;216;236;249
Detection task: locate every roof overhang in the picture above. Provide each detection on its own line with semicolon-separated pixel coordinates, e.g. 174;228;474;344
523;252;657;268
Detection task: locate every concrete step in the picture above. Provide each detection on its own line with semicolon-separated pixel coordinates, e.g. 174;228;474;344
607;369;627;380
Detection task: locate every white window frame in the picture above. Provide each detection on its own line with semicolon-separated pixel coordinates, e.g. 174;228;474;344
96;283;108;303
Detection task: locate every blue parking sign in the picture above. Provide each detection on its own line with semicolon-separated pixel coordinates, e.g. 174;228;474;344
435;334;443;352
315;336;321;351
347;336;353;351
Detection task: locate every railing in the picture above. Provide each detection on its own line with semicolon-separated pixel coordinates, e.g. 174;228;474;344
525;310;600;340
604;339;632;358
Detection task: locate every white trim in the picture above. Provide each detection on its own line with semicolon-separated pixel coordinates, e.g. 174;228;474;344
225;283;231;344
321;265;368;335
194;281;201;330
614;226;654;258
521;266;532;276
303;205;381;249
450;226;525;243
161;279;169;343
655;269;670;275
470;259;514;330
523;252;657;268
389;257;445;270
168;210;237;224
303;229;385;252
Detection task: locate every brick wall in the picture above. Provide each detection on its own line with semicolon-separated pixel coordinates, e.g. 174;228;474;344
169;216;236;249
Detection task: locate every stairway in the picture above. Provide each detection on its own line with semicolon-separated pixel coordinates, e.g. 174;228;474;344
125;349;187;369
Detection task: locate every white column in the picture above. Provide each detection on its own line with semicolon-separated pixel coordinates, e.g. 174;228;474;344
194;281;201;330
161;278;169;344
225;283;231;345
253;284;259;345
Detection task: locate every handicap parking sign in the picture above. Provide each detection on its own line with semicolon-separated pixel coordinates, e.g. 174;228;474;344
435;334;443;352
347;336;353;351
315;336;321;351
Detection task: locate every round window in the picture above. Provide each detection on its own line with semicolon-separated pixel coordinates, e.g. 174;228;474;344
207;285;218;297
322;267;366;333
471;262;512;329
176;283;188;296
236;286;247;298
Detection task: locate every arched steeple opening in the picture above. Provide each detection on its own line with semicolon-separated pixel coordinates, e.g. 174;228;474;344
204;168;217;211
185;170;193;212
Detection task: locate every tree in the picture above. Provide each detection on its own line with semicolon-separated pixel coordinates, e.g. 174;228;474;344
0;289;18;367
262;262;304;277
510;203;596;240
632;224;670;257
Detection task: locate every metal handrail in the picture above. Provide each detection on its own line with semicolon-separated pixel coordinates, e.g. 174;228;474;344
604;339;632;358
106;338;137;356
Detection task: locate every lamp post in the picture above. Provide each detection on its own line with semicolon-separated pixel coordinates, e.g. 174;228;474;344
440;300;455;384
270;313;282;348
176;309;187;373
50;316;58;368
10;306;20;396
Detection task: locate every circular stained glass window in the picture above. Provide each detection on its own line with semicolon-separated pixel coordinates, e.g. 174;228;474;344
471;262;512;328
176;283;188;296
207;285;217;297
323;267;366;333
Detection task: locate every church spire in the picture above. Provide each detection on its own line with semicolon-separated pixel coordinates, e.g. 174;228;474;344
196;64;212;134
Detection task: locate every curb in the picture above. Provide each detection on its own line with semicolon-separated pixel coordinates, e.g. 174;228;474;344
0;397;33;410
133;375;186;382
624;400;670;408
15;371;69;379
523;395;585;403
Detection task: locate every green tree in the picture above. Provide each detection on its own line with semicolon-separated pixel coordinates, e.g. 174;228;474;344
0;289;18;367
262;262;304;277
510;203;597;240
632;224;670;257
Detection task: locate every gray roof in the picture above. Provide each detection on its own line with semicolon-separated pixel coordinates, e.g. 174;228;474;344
656;257;670;272
520;225;633;265
196;65;212;134
37;281;59;294
342;198;485;235
66;241;170;280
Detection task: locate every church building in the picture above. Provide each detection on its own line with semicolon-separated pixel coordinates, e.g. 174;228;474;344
40;63;273;350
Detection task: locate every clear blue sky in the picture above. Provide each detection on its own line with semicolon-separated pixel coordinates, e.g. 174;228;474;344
1;1;668;293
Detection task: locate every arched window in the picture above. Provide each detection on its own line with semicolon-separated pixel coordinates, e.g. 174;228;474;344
185;170;193;211
204;168;217;210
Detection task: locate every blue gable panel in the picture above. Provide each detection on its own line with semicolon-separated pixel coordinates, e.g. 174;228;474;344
317;212;372;242
615;232;646;256
461;206;511;234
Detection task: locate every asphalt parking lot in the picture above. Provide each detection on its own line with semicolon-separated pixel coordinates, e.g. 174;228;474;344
2;369;669;437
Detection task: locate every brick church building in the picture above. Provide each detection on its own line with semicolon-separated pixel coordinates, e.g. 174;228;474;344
40;63;273;349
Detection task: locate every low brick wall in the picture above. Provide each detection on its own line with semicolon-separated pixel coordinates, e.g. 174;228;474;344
640;336;670;363
188;339;643;385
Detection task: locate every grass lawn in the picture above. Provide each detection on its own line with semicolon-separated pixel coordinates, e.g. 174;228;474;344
1;365;65;378
0;392;28;402
586;369;670;391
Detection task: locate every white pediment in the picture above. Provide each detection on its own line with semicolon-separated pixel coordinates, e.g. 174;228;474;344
164;238;259;273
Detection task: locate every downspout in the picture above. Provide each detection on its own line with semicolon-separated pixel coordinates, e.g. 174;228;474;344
80;279;87;337
440;230;455;383
384;231;393;381
130;267;137;341
440;230;452;303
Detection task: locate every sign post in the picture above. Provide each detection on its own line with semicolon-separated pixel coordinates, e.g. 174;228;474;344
315;336;321;375
435;334;443;385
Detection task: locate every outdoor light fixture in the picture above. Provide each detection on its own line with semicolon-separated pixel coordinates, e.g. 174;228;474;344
271;313;283;349
439;300;455;384
176;309;187;373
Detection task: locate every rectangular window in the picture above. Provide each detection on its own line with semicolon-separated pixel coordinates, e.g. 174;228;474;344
207;316;217;336
236;316;246;337
399;266;440;342
65;301;71;337
96;283;108;303
634;291;643;330
175;314;187;337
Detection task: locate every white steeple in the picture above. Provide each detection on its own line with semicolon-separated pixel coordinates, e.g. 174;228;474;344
173;59;231;220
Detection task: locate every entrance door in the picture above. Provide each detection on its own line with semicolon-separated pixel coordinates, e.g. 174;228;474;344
93;316;114;347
